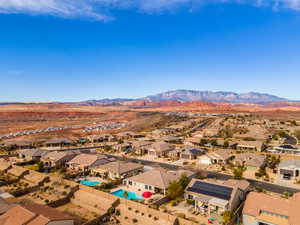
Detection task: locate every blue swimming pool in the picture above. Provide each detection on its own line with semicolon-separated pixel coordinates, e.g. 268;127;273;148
111;189;144;200
80;180;102;186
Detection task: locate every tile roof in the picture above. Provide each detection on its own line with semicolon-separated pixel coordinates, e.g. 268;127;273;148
125;169;182;189
42;151;77;161
234;153;266;168
181;147;204;156
149;141;175;153
68;153;107;167
19;149;46;157
0;201;73;225
208;149;232;161
243;192;300;225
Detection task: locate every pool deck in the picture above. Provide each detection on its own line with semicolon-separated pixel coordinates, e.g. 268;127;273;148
110;185;164;202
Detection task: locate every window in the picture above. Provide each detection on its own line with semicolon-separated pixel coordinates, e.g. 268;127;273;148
129;181;132;185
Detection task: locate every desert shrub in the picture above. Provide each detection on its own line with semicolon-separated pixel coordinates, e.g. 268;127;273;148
176;213;186;219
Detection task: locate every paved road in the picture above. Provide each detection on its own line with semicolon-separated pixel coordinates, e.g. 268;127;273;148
51;144;300;195
107;154;300;195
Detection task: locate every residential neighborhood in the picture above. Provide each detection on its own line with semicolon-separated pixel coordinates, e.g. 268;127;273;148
1;113;300;225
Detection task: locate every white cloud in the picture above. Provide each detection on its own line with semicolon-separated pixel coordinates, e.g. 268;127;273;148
0;0;299;21
0;0;111;20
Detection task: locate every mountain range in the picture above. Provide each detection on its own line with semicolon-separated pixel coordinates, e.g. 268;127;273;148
82;90;289;105
0;90;293;106
143;90;287;104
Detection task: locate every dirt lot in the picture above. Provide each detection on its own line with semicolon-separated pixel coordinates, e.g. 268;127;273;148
0;104;183;141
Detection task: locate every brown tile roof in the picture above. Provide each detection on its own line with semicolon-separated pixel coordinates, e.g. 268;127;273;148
223;179;250;191
234;153;266;168
19;149;46;157
208;149;232;161
237;140;263;149
0;201;73;225
150;141;175;153
68;153;107;167
0;197;16;215
2;140;32;147
42;151;77;161
243;192;300;225
125;169;181;189
26;215;49;225
0;204;36;225
132;140;152;148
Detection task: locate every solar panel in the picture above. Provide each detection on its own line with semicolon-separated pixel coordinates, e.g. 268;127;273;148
187;181;233;200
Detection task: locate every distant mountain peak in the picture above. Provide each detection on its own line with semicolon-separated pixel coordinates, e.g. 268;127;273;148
143;90;288;104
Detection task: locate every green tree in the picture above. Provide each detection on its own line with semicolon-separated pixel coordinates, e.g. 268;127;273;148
167;181;183;199
224;141;229;148
210;139;218;146
37;162;44;172
233;165;246;180
200;139;208;146
291;120;298;126
178;174;189;188
222;211;233;225
167;175;190;199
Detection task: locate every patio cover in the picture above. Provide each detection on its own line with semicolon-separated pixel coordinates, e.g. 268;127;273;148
195;195;212;203
209;198;228;208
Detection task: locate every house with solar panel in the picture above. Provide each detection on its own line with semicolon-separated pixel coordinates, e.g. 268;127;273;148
184;179;250;216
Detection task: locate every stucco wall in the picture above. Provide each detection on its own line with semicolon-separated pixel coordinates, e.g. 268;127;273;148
242;214;258;225
48;220;74;225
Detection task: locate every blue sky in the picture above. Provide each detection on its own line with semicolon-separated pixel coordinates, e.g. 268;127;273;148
0;0;300;102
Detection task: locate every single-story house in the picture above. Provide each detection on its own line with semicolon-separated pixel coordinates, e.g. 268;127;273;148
236;140;264;152
271;145;300;155
92;161;143;180
18;149;47;162
206;149;233;164
67;153;114;171
167;149;181;160
41;151;78;168
112;143;132;153
243;191;300;225
116;132;144;140
159;136;182;144
2;140;32;150
147;141;175;158
131;140;152;155
0;201;74;225
87;134;110;143
123;169;196;195
184;137;201;147
185;179;250;216
44;138;73;147
277;160;300;181
180;147;205;160
198;154;215;165
151;128;175;137
233;153;266;170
